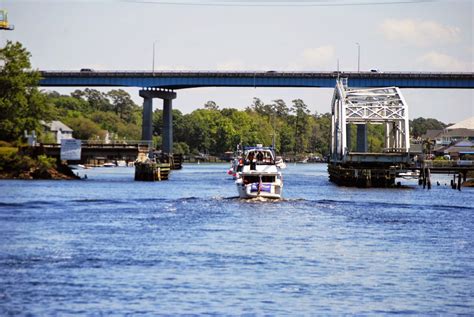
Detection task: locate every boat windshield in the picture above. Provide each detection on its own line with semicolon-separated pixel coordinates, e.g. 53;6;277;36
244;149;274;164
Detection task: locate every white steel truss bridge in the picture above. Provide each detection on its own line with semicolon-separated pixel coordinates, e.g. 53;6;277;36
330;78;410;163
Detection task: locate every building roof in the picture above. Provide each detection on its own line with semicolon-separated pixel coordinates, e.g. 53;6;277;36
453;140;473;147
442;128;474;138
422;129;443;139
444;140;474;154
40;120;73;132
446;116;474;130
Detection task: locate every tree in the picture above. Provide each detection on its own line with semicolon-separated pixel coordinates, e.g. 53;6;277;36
0;41;51;141
272;99;289;118
204;100;219;110
291;99;311;153
83;88;111;112
107;89;137;122
410;117;446;138
64;116;104;140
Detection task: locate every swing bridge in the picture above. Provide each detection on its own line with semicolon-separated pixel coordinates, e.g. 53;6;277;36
328;78;472;189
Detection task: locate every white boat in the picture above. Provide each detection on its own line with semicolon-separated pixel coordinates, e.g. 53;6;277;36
227;157;243;179
226;145;244;179
235;146;283;199
275;156;287;169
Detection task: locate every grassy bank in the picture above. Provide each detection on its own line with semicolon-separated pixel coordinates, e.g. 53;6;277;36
0;142;79;180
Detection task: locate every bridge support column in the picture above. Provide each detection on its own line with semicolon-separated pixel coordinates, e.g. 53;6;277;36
162;99;173;154
139;89;177;154
141;97;153;142
356;124;368;152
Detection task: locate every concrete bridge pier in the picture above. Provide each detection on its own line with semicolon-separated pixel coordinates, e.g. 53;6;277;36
139;89;177;154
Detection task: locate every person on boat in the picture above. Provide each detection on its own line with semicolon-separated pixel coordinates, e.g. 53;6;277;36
248;152;256;170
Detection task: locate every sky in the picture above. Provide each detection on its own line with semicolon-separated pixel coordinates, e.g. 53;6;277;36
1;0;473;124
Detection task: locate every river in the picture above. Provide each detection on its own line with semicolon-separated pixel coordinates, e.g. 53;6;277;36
0;164;473;315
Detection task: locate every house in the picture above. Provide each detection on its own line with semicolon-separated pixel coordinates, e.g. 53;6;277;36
421;117;474;146
40;120;74;144
437;140;474;160
423;128;474;146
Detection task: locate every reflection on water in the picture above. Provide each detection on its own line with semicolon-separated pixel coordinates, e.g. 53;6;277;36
0;164;473;315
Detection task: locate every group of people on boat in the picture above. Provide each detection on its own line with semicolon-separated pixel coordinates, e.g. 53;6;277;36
230;145;285;199
246;150;273;170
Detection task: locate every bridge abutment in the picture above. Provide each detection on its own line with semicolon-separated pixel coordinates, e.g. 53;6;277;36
139;89;177;154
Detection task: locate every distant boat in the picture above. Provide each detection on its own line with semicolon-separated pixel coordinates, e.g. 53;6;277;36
102;162;116;167
226;146;244;179
69;164;90;170
227;157;243;179
275;156;287;169
235;146;283;199
116;160;127;167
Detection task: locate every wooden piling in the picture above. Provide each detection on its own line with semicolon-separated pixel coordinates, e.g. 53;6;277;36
134;160;171;181
427;168;431;190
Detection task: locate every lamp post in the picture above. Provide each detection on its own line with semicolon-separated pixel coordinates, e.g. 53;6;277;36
152;40;158;75
356;42;360;72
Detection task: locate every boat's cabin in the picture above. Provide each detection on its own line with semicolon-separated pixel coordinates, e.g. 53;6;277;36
242;174;277;184
243;147;275;165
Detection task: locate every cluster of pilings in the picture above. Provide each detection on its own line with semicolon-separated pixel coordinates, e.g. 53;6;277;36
134;153;183;181
328;164;399;188
134;159;170;181
419;169;466;191
417;160;470;191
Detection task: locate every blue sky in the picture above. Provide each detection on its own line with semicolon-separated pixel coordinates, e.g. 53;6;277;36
1;0;473;123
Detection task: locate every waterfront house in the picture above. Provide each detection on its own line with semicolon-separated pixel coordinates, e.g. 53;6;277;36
434;140;474;160
40;120;74;144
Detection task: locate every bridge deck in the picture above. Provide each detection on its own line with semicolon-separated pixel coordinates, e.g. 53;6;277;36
39;71;474;89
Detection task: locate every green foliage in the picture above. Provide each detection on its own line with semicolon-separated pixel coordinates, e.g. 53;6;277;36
367;124;385;152
38;132;56;144
0;146;17;156
46;88;141;141
107;89;139;122
148;98;333;156
0;41;52;141
0;148;32;173
63;116;104;140
411;117;446;138
173;142;190;155
36;154;55;172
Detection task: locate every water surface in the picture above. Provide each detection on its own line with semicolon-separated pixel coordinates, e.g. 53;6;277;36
0;164;473;315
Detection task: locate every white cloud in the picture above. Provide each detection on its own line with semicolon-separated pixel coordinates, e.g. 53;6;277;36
216;59;246;71
287;45;335;70
380;19;460;46
418;51;472;71
301;45;335;67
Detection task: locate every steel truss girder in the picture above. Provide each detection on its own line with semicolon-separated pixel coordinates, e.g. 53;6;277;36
330;79;410;162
